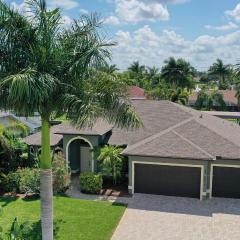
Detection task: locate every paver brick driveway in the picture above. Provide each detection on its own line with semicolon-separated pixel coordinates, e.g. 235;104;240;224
112;194;240;240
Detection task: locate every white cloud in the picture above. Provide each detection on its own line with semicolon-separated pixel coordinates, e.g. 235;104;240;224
79;9;89;15
112;26;240;70
226;3;240;22
205;22;238;31
104;16;121;25
111;0;170;24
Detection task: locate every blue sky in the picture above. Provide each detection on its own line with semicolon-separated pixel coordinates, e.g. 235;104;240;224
6;0;240;70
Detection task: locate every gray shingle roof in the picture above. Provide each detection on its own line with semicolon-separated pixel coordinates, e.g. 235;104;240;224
119;101;240;160
24;100;240;160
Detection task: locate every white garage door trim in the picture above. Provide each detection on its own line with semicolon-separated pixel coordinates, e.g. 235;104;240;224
132;161;204;200
210;164;240;199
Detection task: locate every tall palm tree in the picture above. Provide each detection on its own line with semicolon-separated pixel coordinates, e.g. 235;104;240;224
100;64;119;75
208;59;231;89
128;61;146;75
161;57;195;90
0;1;141;239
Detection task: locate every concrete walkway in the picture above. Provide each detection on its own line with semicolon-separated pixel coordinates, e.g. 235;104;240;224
112;194;240;240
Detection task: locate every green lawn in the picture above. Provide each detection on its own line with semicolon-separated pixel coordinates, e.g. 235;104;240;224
0;196;126;240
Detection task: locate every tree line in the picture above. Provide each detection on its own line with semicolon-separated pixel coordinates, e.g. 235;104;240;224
102;57;240;107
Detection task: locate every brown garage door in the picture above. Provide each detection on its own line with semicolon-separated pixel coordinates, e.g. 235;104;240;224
212;166;240;198
134;164;201;198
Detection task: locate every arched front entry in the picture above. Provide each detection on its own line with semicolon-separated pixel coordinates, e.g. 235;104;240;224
66;137;94;173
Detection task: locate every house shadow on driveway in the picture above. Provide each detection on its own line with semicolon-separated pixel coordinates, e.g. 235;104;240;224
127;194;240;217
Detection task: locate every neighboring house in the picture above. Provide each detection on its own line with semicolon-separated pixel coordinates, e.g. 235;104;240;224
188;90;239;111
0;111;41;133
128;86;146;100
24;100;240;200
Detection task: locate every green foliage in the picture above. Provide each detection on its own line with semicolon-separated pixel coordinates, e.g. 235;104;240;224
3;153;70;194
8;218;32;240
195;90;226;111
80;173;103;194
18;168;40;194
52;153;70;194
97;145;124;185
0;129;29;173
161;57;196;90
3;168;40;194
6;121;30;138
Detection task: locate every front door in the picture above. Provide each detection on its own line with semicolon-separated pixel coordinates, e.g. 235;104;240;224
80;146;92;173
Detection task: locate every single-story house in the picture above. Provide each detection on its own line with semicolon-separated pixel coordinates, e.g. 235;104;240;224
188;90;239;111
24;100;240;200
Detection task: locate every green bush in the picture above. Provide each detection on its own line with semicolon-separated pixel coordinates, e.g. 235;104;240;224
3;152;70;195
80;173;103;194
18;168;40;194
3;171;21;193
3;168;40;194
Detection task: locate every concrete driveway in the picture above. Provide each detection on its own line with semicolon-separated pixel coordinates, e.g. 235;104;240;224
112;194;240;240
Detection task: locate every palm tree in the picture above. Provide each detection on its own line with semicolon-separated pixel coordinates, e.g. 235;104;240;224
161;57;195;90
128;61;146;88
0;1;141;239
100;64;119;75
208;59;231;90
98;145;123;185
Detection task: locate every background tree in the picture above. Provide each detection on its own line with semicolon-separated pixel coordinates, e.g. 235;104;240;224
208;59;231;90
161;57;196;90
195;90;226;110
127;61;146;88
0;1;141;239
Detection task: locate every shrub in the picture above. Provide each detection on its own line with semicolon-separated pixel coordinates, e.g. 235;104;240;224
80;173;103;194
52;152;71;194
3;171;21;193
2;152;70;195
18;168;40;194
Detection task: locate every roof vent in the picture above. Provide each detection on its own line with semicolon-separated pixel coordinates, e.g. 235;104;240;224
199;114;203;118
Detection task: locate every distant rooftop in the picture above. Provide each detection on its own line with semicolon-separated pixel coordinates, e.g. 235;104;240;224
128;86;146;100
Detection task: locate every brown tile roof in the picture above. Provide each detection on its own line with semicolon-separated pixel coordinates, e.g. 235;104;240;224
188;90;238;106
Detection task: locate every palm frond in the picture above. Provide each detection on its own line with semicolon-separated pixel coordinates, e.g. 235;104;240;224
0;68;58;116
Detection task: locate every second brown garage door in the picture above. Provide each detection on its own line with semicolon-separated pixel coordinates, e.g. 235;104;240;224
134;163;201;198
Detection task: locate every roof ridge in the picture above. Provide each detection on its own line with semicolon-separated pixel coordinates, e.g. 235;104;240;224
172;130;215;160
122;117;194;154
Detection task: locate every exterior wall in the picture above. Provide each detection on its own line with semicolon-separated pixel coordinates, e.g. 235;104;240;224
63;134;101;172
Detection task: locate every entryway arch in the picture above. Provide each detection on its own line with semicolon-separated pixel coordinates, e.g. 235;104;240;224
66;136;94;173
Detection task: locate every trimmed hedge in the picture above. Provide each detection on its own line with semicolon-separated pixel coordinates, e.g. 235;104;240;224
80;173;103;194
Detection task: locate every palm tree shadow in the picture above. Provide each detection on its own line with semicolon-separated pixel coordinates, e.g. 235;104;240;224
24;219;64;240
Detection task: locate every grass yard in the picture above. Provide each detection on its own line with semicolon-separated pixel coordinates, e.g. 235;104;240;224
0;196;126;240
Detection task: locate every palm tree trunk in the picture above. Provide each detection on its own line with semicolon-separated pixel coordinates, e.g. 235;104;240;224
40;118;53;240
